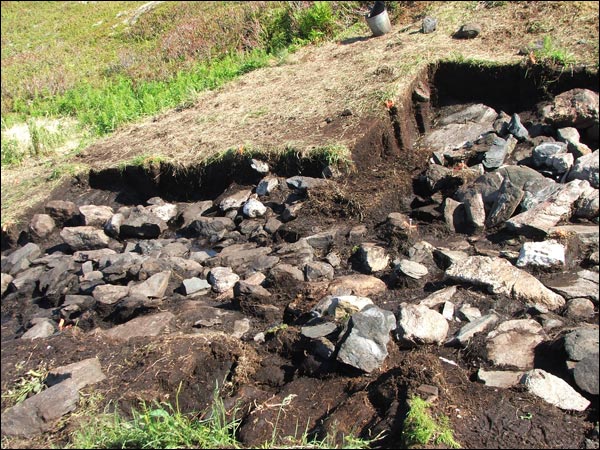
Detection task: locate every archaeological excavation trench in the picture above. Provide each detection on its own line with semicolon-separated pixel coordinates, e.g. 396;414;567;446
1;62;598;448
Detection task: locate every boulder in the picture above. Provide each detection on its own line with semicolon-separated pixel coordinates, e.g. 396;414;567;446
516;240;565;269
563;328;598;362
79;205;114;227
541;88;599;129
29;214;56;239
242;198;267;218
119;211;167;239
208;267;240;293
103;312;175;341
486;319;544;369
520;369;590;411
396;303;449;346
219;189;252;211
573;353;599;396
46;358;106;390
1;242;41;275
357;243;389;273
45;200;80;225
567;150;599;188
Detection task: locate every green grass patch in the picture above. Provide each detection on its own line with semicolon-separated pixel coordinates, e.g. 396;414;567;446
532;36;576;67
401;396;461;449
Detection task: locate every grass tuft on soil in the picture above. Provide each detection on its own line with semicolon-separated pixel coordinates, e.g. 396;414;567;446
401;395;461;449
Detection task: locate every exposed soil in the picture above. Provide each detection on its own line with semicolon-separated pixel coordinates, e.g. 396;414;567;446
2;64;599;449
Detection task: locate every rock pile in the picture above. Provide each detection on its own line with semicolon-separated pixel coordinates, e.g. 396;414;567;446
1;87;598;439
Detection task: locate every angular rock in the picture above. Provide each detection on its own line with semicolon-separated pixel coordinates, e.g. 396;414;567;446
304;261;334;281
483;135;517;169
337;305;396;373
463;192;486;231
21;319;56;340
45;200;80;225
29;214;56;239
485;178;524;228
446;256;565;310
520;177;561;212
574;186;599;219
119;211;167;239
0;379;79;437
133;270;171;298
486;319;544;369
46;357;106;390
1;242;41;275
506;179;592;235
357;243;389;273
256;177;279;196
73;248;117;263
477;369;526;388
103;311;175;341
457;304;481;322
269;263;304;283
92;284;130;305
443;198;467;232
146;202;178;222
305;229;339;250
507;113;529;141
532;142;567;167
520;369;590;411
573;353;599;396
180;201;214;228
396;303;449;346
516;240;565;268
567;150;599;188
433;247;468;270
186;216;236;241
423;122;493;154
264;217;282;234
281;202;303;222
220;189;252;211
79;205;114;227
541;88;599;129
250;158;269;174
211;244;277;274
242;198;267;218
208;267;240;293
104;213;124;238
563;328;599;361
449;313;499;347
232;318;251;339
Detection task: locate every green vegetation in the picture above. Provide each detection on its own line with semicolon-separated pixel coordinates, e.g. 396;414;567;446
531;36;576;67
1;367;49;407
401;396;461;449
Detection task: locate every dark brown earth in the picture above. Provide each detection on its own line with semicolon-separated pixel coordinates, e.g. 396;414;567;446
1;63;598;449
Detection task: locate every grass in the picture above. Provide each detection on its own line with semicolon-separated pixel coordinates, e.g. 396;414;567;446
401;396;461;449
531;35;576;67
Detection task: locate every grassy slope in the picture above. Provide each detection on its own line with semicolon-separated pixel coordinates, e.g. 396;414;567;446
1;1;599;228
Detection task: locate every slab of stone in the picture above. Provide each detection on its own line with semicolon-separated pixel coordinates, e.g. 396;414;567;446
483;135;517;169
73;248;117;263
477;369;526;388
182;277;211;295
60;226;110;251
457;304;481;322
305;229;339;250
336;305;396;373
314;295;374;319
133;271;171;298
563;328;599;361
442;301;455;321
396;259;429;280
446;256;565;310
423;122;493;154
573;353;599;396
286;176;329;191
449;313;499;347
420;286;459;308
438;104;497;126
516;240;565;269
219;189;252;211
433;247;469;270
46;357;106;390
520;368;590;411
326;275;387;297
92;284;130;305
486;319;544;369
546;269;599;302
396;303;448;346
103;311;175;341
232;318;251;339
463;192;486;231
269;263;304;283
443;198;467;233
0;379;79;437
301;321;338;339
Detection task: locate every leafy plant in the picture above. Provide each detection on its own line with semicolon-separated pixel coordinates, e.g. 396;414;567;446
294;2;338;44
531;36;575;67
401;395;460;448
1;136;23;166
1;366;49;406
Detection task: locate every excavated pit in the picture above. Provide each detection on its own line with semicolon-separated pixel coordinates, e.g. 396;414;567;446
1;63;598;448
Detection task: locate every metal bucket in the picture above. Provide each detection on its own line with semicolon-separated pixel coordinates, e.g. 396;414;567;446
366;5;391;37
